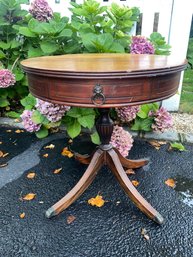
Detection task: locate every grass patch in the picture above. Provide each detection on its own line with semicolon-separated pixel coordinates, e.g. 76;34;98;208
180;69;193;113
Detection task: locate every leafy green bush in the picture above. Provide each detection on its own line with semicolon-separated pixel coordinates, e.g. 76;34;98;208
0;0;172;142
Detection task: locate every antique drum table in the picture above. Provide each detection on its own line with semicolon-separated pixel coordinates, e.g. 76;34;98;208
21;53;186;224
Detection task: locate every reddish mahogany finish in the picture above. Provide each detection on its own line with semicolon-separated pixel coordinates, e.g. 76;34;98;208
21;54;186;224
21;53;186;108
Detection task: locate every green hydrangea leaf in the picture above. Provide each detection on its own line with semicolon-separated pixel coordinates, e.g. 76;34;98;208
40;41;58;54
170;142;186;151
78;114;95;129
35;127;48;138
0;98;10;107
91;131;101;145
66;119;81;139
19;27;36;37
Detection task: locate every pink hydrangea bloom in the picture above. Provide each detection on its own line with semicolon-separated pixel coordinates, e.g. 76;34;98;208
0;69;16;88
36;98;70;122
130;36;155;54
116;105;140;123
29;0;53;22
150;107;173;132
110;125;133;157
21;110;41;132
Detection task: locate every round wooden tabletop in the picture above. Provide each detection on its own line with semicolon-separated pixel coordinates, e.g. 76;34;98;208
21;53;187;107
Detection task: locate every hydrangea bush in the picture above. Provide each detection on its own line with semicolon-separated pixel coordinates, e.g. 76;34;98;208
130;36;155;54
150;107;173;132
116;106;140;123
36;99;70;122
110;125;133;157
0;69;16;88
21;110;41;132
29;0;53;22
0;0;172;156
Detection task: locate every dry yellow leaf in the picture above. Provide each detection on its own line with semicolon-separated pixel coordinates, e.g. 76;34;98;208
149;140;163;150
125;169;135;175
0;151;3;157
2;152;9;158
131;180;139;187
27;172;36;179
15;129;24;133
6;130;12;133
61;147;74;158
20;212;25;219
53;168;62;174
43;153;49;158
23;193;36;201
165;178;176;188
67;215;76;224
44;144;55;149
88;195;105;207
157;140;167;145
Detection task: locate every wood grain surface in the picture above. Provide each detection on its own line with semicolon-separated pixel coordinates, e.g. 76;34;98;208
21;53;187;108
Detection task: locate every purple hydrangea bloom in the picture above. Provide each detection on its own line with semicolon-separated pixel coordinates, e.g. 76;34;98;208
110;125;133;157
150;107;173;132
29;0;53;22
0;69;16;88
116;105;140;123
21;110;41;132
130;36;155;54
36;98;70;122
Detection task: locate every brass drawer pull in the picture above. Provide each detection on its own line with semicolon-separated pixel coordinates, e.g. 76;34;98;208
91;84;106;106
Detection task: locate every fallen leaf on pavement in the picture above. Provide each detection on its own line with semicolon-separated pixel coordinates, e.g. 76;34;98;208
165;178;176;188
131;180;139;187
6;130;12;133
0;163;8;168
27;172;36;179
67;215;76;224
0;151;3;157
88;195;105;207
53;168;62;174
148;140;166;150
141;228;150;240
169;142;186;152
61;147;74;158
23;193;36;201
43;153;49;158
20;212;25;219
2;152;9;158
44;144;55;149
125;169;135;175
15;129;24;133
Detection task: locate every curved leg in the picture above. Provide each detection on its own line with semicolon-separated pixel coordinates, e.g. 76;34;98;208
113;148;149;169
46;149;104;218
107;149;164;224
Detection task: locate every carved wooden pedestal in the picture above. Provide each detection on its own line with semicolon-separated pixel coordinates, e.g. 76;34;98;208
45;108;163;224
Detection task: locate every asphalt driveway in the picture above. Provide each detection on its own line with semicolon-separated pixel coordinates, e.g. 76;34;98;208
0;126;193;257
